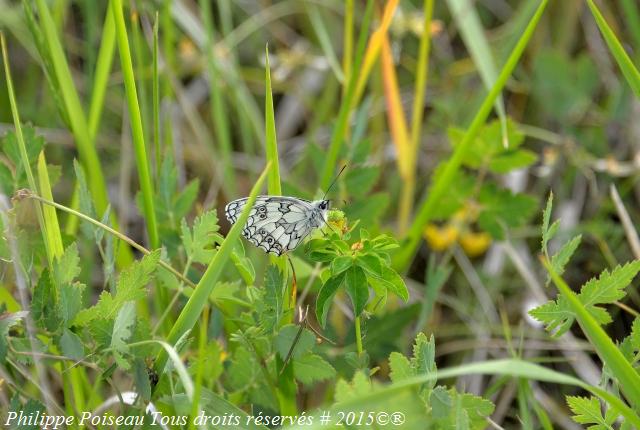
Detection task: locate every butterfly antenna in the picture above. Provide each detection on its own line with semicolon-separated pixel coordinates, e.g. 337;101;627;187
322;164;347;200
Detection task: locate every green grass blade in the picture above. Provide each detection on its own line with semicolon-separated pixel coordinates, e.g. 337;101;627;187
621;0;640;54
200;0;236;196
111;0;159;249
1;32;53;265
153;163;271;377
33;0;109;215
152;12;161;177
306;2;344;83
543;257;640;411
319;0;374;190
87;1;116;140
265;48;281;196
394;0;550;272
587;0;640;98
399;0;434;235
37;151;64;259
446;0;509;147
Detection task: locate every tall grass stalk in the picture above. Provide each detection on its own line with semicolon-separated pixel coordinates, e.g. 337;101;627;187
111;0;159;249
200;0;236;196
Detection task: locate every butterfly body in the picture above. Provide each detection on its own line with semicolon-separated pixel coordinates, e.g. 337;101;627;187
225;196;330;256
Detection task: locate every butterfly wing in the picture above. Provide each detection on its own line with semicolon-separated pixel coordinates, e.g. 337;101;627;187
225;196;317;256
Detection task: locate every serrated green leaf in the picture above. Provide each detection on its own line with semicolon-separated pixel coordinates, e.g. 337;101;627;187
293;353;336;386
110;301;136;369
316;272;346;327
566;396;610;428
181;210;223;264
59;328;84;360
389;351;413;383
60;282;85;326
345;265;368;317
528;297;574;337
274;324;316;360
580;261;640;307
334;371;372;403
0;311;26;362
548;235;582;284
430;386;452;419
32;269;63;332
74;251;159;325
53;242;81;286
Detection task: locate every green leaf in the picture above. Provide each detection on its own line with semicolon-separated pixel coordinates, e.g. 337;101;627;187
331;255;353;276
181;210;223;265
59;282;85;326
173;179;200;220
133;358;152;402
53;242;81;287
59;328;84;360
528;297;574;337
334;371;373;403
356;254;383;276
231;248;255;285
0;311;26;363
274;324;316;360
316;272;346;327
32;269;63;332
430;386;452;419
366;266;409;302
388;352;413;382
74;250;159;326
110;301;136;369
344;266;368;317
566;396;611;429
541;192;559;254
293;353;336;386
580;261;640;308
548;235;582;284
258;265;284;333
478;185;537;239
488;149;537;173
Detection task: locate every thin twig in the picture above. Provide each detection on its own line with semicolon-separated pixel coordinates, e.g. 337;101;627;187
17;190;197;289
610;184;640;260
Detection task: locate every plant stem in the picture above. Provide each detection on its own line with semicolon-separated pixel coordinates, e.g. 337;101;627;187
355;316;363;356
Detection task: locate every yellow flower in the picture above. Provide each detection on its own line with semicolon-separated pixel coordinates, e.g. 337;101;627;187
424;223;458;251
459;231;491;257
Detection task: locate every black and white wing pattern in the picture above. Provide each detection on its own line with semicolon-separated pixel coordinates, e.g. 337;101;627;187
225;196;321;256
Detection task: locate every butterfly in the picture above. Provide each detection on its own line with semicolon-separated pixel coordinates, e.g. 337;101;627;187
225;196;330;256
